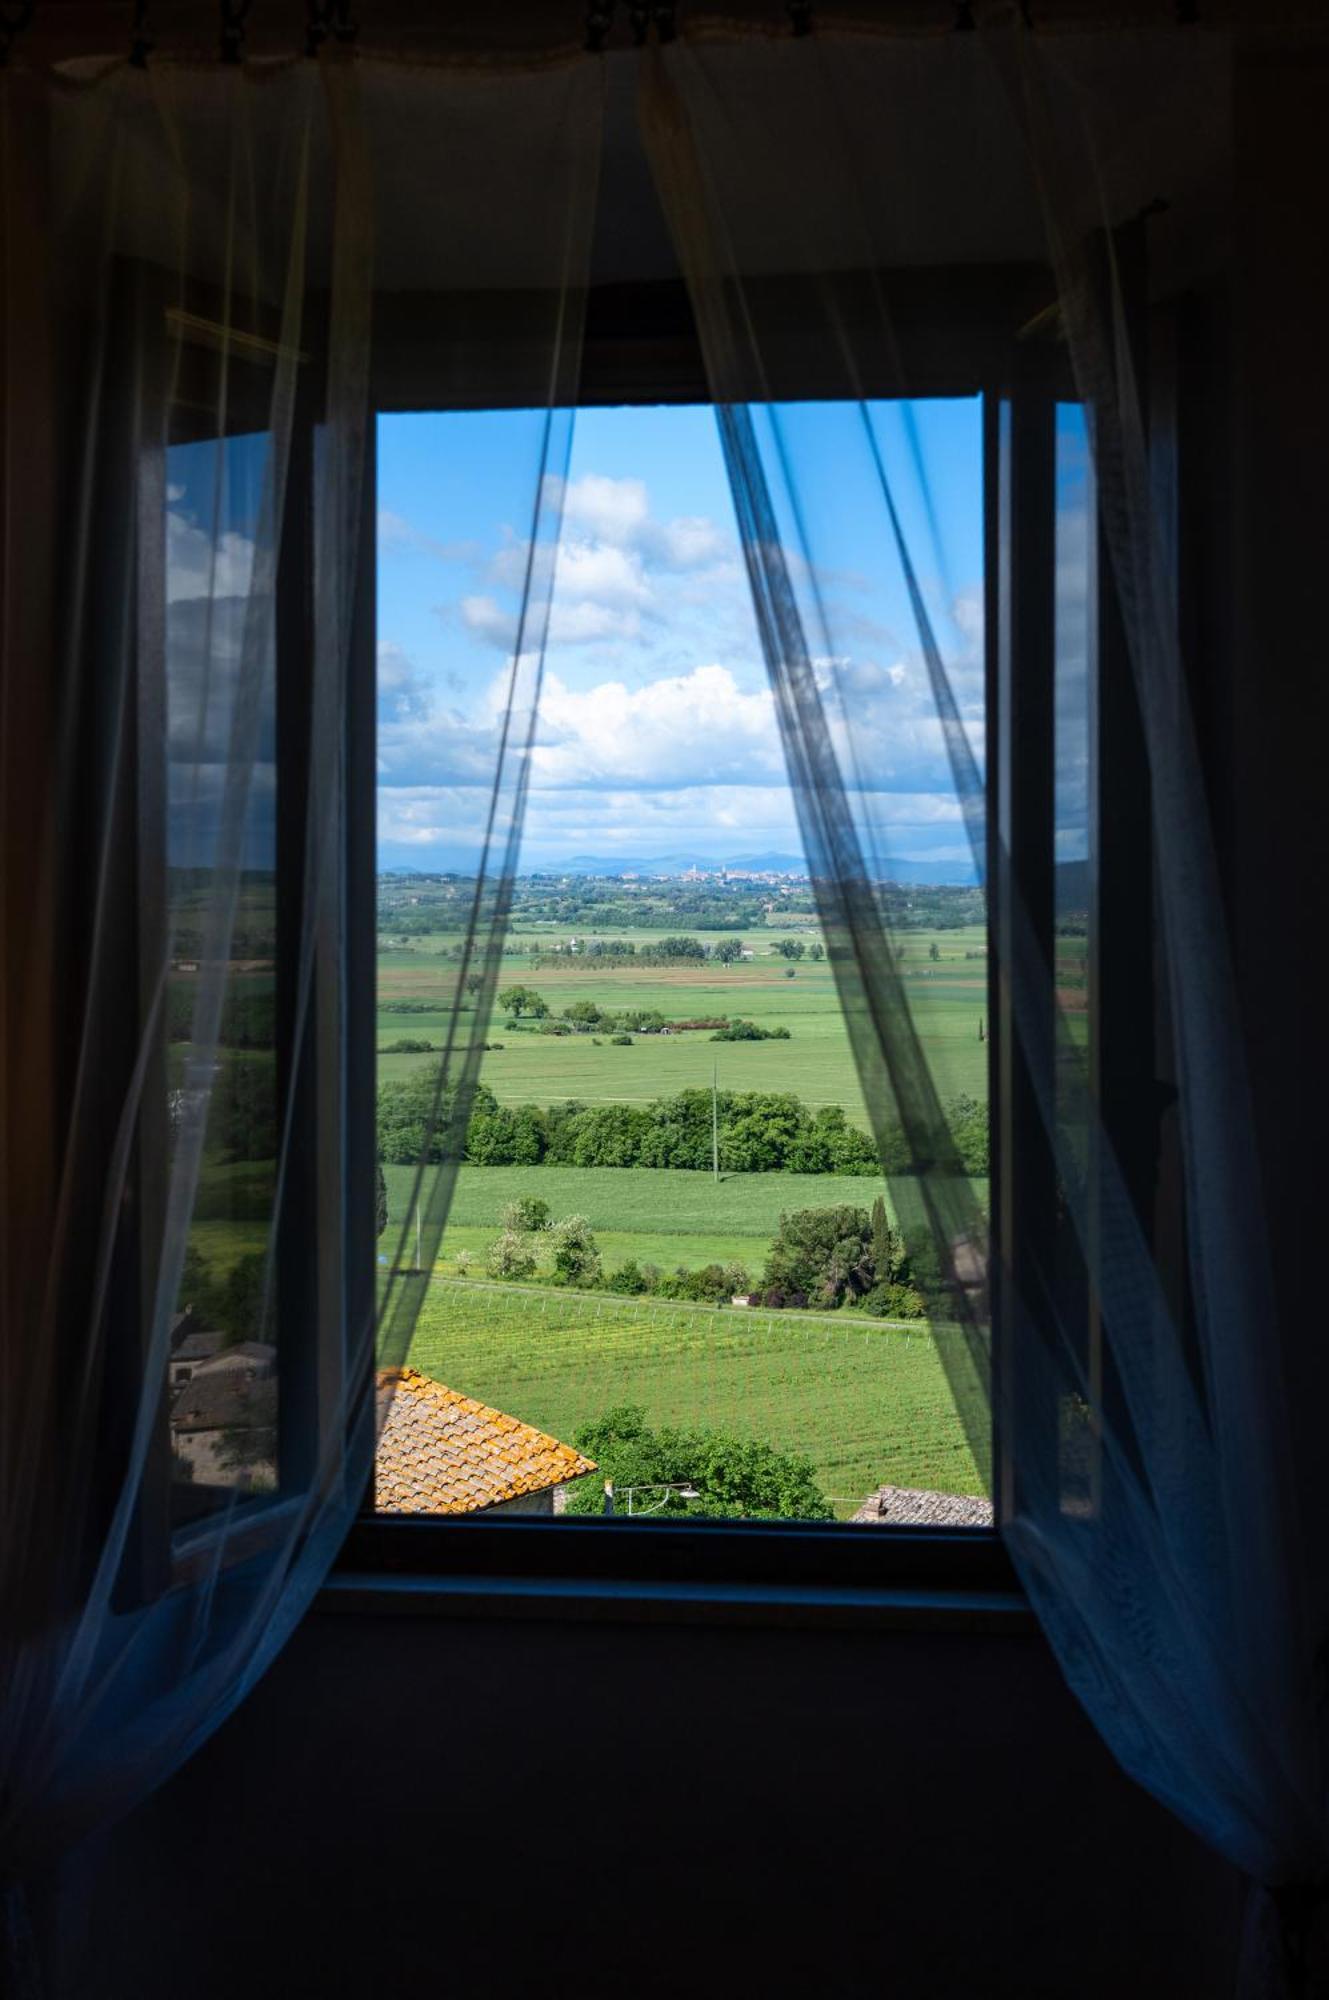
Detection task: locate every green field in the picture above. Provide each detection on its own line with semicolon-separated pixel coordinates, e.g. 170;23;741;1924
381;1161;988;1280
375;923;990;1116
404;1277;985;1516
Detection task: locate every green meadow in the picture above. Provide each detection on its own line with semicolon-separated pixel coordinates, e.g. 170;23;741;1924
381;1161;989;1279
376;922;991;1116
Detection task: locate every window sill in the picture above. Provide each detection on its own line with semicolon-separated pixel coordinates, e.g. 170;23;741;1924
323;1515;1032;1633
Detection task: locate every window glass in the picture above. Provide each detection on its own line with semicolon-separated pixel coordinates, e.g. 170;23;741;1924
375;403;988;1526
164;432;280;1512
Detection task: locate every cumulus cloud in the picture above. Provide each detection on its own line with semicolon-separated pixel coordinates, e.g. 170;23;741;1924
552;472;729;572
167;506;256;603
532;664;782;791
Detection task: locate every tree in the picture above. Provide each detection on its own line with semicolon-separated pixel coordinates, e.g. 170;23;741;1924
549;1214;601;1288
763;1205;875;1307
928;940;941;962
947;1093;989;1175
561;1406;833;1521
498;983;548;1020
502;1194;551;1233
562;999;602;1029
712;936;744;964
870;1194;906;1283
377;1071;498;1165
215;1252;271;1346
808;941;825;961
567;1102;654;1169
772;937;805;960
485;1231;537;1281
466;1103;546;1166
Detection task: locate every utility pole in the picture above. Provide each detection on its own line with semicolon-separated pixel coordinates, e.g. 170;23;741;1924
712;1059;720;1183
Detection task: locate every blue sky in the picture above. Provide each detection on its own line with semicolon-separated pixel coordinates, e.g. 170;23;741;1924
380;399;987;876
159;398;1089;881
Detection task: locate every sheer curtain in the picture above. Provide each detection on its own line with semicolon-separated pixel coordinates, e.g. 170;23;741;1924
640;17;1326;1991
0;38;600;1973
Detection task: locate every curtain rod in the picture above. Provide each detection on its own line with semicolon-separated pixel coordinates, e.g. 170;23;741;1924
7;0;1326;70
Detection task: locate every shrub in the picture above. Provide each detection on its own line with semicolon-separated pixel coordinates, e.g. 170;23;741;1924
610;1032;633;1046
604;1258;649;1296
485;1231;537;1282
562;1405;833;1522
381;1037;435;1054
549;1214;601;1288
859;1281;927;1320
453;1249;473;1277
501;1194;551;1233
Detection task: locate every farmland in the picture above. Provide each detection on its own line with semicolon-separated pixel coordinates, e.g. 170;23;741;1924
381;1161;989;1279
403;1278;984;1516
376;919;991;1115
367;876;997;1517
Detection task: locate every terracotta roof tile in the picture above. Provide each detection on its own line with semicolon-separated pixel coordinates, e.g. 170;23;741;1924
375;1368;596;1516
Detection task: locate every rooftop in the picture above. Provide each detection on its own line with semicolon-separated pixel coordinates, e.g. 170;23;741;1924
375;1368;596;1516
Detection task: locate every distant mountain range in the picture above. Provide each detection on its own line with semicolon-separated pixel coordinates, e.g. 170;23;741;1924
548;851;981;886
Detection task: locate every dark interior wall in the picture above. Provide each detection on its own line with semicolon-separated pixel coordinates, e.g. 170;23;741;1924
46;1606;1243;2000
1228;52;1329;1567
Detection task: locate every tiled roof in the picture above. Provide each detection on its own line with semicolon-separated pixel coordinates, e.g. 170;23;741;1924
375;1368;596;1516
172;1371;273;1434
174;1329;226;1363
194;1341;276;1377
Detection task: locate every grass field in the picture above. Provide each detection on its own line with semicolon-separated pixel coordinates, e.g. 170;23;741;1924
403;1277;985;1516
380;1161;990;1279
376;923;991;1116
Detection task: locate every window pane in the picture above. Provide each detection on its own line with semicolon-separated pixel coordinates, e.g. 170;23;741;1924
164;432;280;1511
375;403;988;1526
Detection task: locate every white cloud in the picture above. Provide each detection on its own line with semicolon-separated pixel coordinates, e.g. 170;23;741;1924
166;507;256;603
533;664;782;790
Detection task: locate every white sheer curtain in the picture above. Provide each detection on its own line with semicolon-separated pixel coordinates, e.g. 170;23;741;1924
0;41;600;1980
640;19;1326;1992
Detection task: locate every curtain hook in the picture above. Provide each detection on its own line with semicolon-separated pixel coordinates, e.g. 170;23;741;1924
789;1;813;34
129;0;152;67
219;0;249;63
0;0;35;66
306;0;330;55
626;2;675;45
585;1;614;51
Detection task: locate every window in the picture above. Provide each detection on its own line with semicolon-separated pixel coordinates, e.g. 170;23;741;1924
367;394;993;1534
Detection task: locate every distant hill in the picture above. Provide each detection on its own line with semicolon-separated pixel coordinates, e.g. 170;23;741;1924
549;850;979;885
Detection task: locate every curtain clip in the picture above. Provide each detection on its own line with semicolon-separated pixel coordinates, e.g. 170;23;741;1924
306;0;330;55
219;0;249;63
0;0;35;66
585;1;614;51
628;2;676;41
129;0;152;67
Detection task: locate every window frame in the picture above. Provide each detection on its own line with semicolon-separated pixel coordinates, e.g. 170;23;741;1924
339;271;1041;1618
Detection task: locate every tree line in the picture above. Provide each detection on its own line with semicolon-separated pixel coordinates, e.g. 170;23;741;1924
375;1071;989;1177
